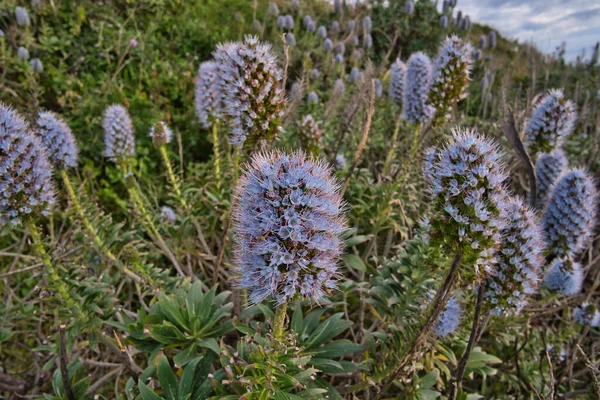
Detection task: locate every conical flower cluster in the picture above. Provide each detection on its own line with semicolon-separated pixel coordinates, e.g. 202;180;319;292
232;150;347;304
428;35;473;125
535;149;568;208
195;61;221;129
35;111;78;169
102;105;135;161
298;115;323;156
149;121;172;147
0;104;55;225
524;89;577;155
426;129;508;276
389;58;406;105
484;198;544;316
214;36;286;147
434;294;462;336
541;169;597;257
544;258;583;295
403;52;435;123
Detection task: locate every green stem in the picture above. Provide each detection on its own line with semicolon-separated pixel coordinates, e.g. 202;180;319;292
158;145;188;210
125;174;188;279
61;170;152;286
382;115;403;177
212;123;222;190
273;301;289;340
26;218;81;317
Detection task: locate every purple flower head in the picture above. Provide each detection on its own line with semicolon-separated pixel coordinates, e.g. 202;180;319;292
403;52;435;123
335;153;346;170
544;258;583;295
479;35;487;50
542;169;597;257
323;38;333;52
426;128;508;278
30;58;43;73
149;121;172;147
574;303;600;327
302;15;313;28
310;68;321;80
524;89;577;154
214;36;286;147
317;26;327;39
488;31;497;49
307;91;319;106
16;6;31;26
35;111;78;169
268;2;279;17
350;35;359;47
285;32;296;46
362;33;373;49
0;104;55;225
347;19;356;32
434;294;462;336
232;150;347;304
350;67;362;82
102;104;135;161
331;20;340;35
335;53;344;65
252;19;263;33
284;15;295;30
485;197;545;316
389;58;406;105
160;205;177;225
292;0;300;11
535;149;568;208
17;47;30;61
363;16;372;33
333;0;341;13
195;60;222;129
298;115;323;155
334;42;345;55
428;35;473;125
276;15;285;29
440;15;448;28
405;0;414;15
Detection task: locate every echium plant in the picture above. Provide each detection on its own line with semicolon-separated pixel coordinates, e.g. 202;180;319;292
389;58;406;105
297;114;323;156
535;149;568;208
541;169;597;257
403;52;435;124
150;121;188;208
574;303;600;327
0;104;82;316
484;197;544;316
214;35;286;149
232;150;347;306
195;61;221;129
428;35;473;126
425;128;508;276
524;89;577;155
103;104;135;165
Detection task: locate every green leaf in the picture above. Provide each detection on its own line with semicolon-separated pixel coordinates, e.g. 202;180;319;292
340;254;367;272
306;340;363;358
138;380;163;400
305;313;352;348
417;388;441;400
420;369;439;389
197;338;220;355
345;235;370;247
150;321;189;344
157;355;179;400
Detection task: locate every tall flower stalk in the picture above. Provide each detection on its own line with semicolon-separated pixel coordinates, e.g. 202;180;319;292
150;121;188;209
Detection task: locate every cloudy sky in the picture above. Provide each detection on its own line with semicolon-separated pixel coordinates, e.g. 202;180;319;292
450;0;600;61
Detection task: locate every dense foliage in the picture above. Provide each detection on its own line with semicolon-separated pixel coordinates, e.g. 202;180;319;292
1;0;600;399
